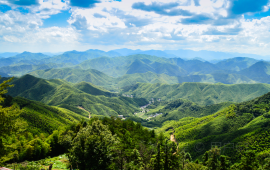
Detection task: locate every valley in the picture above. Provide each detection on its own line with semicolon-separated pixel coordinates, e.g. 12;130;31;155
2;1;270;168
1;50;270;169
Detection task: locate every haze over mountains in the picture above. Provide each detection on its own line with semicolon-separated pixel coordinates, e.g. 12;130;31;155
0;49;270;90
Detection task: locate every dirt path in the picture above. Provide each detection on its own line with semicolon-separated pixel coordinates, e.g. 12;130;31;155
170;133;176;143
78;106;91;119
170;129;176;143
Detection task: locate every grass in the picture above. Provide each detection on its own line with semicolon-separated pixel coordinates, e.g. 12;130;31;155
5;155;70;170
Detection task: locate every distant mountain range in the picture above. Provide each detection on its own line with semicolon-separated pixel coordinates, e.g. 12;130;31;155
1;49;270;86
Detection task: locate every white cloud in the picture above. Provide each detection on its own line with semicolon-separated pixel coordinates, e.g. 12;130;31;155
0;0;270;56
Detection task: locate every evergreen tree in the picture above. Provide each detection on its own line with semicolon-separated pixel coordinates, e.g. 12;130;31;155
67;120;119;170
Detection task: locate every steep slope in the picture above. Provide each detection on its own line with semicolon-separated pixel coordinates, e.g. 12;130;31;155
157;91;270;161
122;82;270;105
115;72;179;87
77;54;187;77
169;58;219;74
30;68;180;89
239;61;270;83
177;72;257;84
30;68;115;87
73;82;115;97
140;98;232;127
5;75;148;117
2;96;86;135
215;57;259;71
126;59;155;74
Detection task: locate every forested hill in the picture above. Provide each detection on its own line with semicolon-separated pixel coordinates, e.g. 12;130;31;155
1;74;148;117
122;82;270;105
157;91;270;162
2;95;86;135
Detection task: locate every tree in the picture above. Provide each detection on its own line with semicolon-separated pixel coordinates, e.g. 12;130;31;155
263;156;270;169
220;155;230;170
207;147;220;170
239;150;258;170
202;151;209;166
67;120;119;170
0;77;22;163
180;151;192;169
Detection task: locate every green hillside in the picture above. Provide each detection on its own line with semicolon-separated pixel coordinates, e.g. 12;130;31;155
2;95;86;135
29;68;180;89
122;82;270;105
157;91;270;161
169;58;219;74
177;72;256;84
142;99;232;126
76;54;183;77
216;57;259;71
30;68;115;87
73;81;116;97
29;68;256;93
4;74;148;118
2;54;270;85
239;61;270;83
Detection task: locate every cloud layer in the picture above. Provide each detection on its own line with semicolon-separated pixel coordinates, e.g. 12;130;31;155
0;0;270;56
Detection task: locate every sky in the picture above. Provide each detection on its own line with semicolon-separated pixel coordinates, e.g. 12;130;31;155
0;0;270;56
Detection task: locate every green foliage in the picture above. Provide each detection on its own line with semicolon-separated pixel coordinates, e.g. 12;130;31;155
144;98;232;126
3;74;148;118
237;150;259;170
0;77;23;163
12;97;85;134
122;82;270;106
68;120;119;170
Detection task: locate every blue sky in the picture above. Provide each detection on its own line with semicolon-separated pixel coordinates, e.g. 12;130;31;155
0;0;270;57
